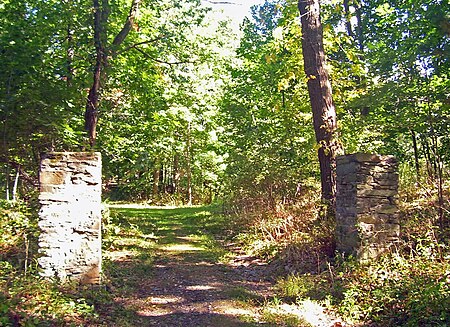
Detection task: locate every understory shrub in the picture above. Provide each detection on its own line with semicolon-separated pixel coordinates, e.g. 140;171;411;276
226;186;337;275
335;250;449;326
0;199;39;270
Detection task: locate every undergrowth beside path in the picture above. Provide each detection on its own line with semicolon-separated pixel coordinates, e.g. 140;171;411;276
4;199;446;326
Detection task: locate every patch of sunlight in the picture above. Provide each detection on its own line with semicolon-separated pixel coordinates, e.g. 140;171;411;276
271;300;341;327
296;300;331;326
113;237;142;246
109;237;154;251
194;261;214;266
142;233;157;239
108;203;177;209
177;235;201;242
193;210;212;217
147;295;184;305
185;284;216;291
212;300;255;317
157;225;182;231
137;308;174;317
162;244;204;252
105;250;136;261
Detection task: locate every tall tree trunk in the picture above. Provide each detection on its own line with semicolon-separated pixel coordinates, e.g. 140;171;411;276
159;164;164;193
85;0;108;147
354;0;364;51
65;0;74;86
85;0;141;147
172;154;180;194
343;0;354;38
298;0;341;203
152;160;160;198
411;130;420;181
422;135;434;179
5;165;10;201
67;25;74;86
186;122;193;206
12;167;19;201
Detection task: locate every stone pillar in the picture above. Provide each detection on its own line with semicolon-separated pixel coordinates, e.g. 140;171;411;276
336;153;400;261
38;152;102;284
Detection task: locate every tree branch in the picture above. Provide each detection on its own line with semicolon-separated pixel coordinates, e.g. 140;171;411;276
133;47;196;65
115;36;166;56
203;0;241;5
112;0;141;47
0;156;37;187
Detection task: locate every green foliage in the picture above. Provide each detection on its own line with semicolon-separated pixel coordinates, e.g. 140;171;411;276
0;200;38;270
221;0;318;211
0;273;97;326
0;0;449;325
272;247;449;326
265;179;450;326
0;0;232;204
260;307;308;327
336;253;449;326
329;0;450;172
98;0;232;204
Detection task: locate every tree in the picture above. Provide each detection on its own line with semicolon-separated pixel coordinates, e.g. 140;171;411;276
0;0;90;197
85;0;141;147
298;0;341;202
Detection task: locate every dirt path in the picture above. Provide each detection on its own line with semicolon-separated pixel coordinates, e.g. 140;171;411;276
136;243;272;326
97;205;342;327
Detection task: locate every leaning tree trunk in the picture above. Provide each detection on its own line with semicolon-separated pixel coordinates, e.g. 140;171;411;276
298;0;341;203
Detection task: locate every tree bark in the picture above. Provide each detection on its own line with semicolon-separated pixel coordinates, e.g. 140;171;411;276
343;0;354;38
354;0;364;51
172;154;180;194
12;167;19;201
112;0;141;49
186;122;193;206
64;0;75;86
152;161;160;197
85;0;108;147
298;0;341;202
411;130;420;180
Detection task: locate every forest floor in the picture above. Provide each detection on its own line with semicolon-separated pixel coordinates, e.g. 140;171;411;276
94;204;344;327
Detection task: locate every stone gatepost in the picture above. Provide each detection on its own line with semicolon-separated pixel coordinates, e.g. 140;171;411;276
336;153;400;261
38;152;102;284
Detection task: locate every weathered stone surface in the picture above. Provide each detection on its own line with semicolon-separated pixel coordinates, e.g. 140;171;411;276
336;153;400;261
38;152;102;284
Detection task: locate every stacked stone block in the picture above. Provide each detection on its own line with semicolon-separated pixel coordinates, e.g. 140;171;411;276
38;152;102;284
336;153;400;261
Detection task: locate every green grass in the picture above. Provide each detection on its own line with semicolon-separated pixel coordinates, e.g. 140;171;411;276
104;204;229;260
